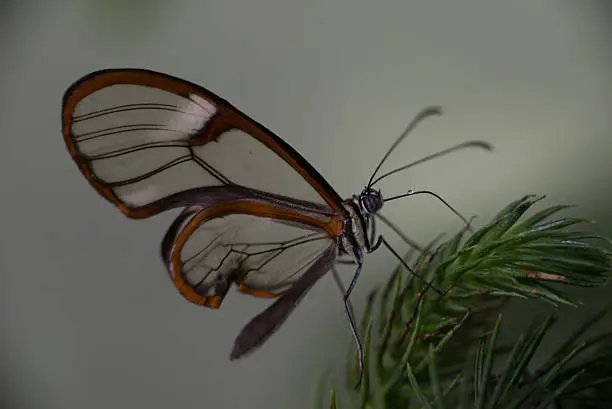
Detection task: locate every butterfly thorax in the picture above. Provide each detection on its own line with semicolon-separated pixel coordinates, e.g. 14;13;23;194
338;187;383;263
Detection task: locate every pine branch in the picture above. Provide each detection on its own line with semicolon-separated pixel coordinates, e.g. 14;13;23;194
321;195;612;409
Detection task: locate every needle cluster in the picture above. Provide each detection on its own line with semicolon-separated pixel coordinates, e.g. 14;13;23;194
320;195;612;409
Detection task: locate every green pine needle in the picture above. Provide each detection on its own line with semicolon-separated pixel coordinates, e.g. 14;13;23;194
322;195;611;409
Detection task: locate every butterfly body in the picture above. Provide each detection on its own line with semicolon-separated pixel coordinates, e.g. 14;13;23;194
337;194;381;264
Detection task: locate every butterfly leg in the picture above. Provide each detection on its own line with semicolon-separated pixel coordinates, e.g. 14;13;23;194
370;236;383;252
342;262;365;389
379;236;442;295
396;224;474;341
367;216;383;252
377;236;445;343
369;215;377;247
375;213;424;252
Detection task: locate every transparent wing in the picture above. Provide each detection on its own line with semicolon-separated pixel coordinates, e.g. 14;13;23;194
62;68;345;219
230;243;337;360
162;200;338;308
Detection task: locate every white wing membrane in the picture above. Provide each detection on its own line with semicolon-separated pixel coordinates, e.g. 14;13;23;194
172;212;334;299
66;82;330;208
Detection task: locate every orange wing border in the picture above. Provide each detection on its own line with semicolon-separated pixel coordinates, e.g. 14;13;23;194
61;68;346;219
162;200;342;308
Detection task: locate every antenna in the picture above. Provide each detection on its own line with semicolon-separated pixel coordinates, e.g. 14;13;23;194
370;141;492;187
367;106;442;188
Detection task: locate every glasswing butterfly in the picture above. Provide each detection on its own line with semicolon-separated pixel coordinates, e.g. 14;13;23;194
61;68;491;385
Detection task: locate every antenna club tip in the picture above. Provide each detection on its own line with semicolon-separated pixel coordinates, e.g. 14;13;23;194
467;140;494;151
422;106;443;116
479;141;495;151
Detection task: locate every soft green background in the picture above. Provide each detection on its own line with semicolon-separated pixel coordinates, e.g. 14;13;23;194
1;1;611;408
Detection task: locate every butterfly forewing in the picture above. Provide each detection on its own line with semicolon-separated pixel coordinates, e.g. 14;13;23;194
62;69;345;218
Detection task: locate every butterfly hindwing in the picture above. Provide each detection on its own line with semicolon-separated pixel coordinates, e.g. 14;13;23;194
230;242;337;359
161;197;340;308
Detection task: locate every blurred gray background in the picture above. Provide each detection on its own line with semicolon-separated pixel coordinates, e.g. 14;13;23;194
1;1;611;408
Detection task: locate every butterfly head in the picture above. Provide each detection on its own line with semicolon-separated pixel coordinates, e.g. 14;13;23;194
359;187;383;215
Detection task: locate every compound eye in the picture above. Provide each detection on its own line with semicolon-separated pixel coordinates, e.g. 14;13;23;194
361;191;382;213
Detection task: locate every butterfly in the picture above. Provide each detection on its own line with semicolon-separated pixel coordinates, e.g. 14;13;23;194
61;68;491;384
